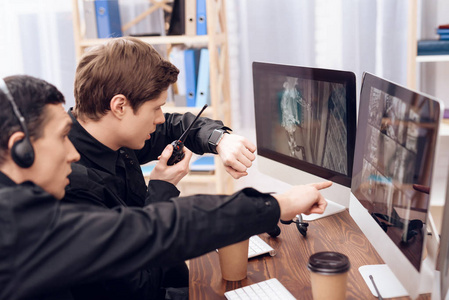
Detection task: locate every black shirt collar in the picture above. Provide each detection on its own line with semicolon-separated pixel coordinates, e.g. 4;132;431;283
68;108;119;175
0;171;17;187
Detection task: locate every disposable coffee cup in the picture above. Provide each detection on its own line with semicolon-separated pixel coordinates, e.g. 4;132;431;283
307;251;350;300
218;239;249;281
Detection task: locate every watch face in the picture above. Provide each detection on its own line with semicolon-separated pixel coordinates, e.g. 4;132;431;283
210;130;223;145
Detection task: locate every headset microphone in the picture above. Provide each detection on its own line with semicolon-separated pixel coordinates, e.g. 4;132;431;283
0;78;35;168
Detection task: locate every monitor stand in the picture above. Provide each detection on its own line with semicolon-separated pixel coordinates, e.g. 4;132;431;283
302;199;346;221
358;212;440;299
359;260;435;298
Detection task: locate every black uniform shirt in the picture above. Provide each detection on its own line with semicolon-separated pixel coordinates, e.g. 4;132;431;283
65;108;229;208
0;172;280;300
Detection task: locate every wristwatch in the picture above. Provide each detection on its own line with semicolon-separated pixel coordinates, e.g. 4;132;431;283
208;129;227;154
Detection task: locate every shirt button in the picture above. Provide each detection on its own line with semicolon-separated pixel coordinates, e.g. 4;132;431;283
265;201;271;206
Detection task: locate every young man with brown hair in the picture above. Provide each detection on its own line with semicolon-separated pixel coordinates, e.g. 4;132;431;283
64;37;262;299
0;75;329;300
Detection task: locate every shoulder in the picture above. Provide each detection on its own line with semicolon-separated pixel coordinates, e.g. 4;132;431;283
0;182;58;244
0;181;52;206
66;162;106;191
64;163;107;206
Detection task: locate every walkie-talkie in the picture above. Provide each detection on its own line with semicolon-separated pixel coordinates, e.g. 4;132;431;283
167;104;208;166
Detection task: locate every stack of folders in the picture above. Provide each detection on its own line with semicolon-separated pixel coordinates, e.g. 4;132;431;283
417;24;449;56
437;24;449;40
168;0;207;36
169;47;210;108
83;0;123;39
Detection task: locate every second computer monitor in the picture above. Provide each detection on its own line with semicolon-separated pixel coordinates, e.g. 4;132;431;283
350;72;443;298
252;62;357;209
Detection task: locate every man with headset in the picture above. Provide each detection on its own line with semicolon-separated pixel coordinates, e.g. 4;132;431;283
0;74;330;300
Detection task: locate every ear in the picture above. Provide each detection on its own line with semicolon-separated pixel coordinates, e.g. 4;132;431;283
110;94;129;120
7;131;26;151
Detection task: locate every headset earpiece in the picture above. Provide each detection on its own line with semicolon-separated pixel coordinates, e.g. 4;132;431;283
0;78;35;168
11;136;35;168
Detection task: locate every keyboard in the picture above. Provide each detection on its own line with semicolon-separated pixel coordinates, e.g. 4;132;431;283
248;235;276;259
224;278;296;300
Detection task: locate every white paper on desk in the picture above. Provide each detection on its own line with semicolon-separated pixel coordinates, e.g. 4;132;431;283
302;199;346;221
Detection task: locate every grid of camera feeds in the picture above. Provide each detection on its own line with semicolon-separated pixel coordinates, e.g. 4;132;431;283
257;74;349;177
354;85;439;271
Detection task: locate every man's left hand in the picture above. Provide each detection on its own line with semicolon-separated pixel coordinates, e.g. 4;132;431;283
216;134;256;179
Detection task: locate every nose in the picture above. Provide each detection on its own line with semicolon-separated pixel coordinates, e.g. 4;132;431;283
155;110;165;125
67;139;80;163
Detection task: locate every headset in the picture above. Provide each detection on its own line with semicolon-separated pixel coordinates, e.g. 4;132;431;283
0;78;35;168
267;214;309;238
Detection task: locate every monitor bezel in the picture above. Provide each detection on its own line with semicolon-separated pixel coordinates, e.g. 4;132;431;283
252;62;357;188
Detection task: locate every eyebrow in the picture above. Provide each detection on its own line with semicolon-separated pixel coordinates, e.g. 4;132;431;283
60;119;73;134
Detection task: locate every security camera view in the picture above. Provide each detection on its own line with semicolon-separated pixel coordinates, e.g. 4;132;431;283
256;73;350;176
352;76;441;271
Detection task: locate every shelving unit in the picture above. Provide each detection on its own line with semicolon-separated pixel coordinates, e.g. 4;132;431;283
416;55;449;63
71;0;234;194
406;1;449;231
407;0;449;87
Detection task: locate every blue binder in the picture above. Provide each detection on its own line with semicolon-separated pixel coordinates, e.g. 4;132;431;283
196;0;207;35
95;0;123;38
184;49;200;107
190;156;215;172
196;49;210;107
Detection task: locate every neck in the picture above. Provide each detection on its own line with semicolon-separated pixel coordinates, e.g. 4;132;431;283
0;160;28;185
78;115;121;151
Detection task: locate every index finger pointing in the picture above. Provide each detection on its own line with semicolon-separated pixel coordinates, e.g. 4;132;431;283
308;181;333;190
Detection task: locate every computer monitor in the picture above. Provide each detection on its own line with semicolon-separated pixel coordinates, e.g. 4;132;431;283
350;72;443;299
252;62;357;220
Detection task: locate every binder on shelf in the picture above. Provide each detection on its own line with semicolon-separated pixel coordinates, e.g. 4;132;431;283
417;40;449;55
185;0;196;36
95;0;123;38
84;0;98;39
168;0;185;35
196;0;207;35
169;46;187;97
437;28;449;35
184;48;200;107
190;155;215;173
196;48;210;107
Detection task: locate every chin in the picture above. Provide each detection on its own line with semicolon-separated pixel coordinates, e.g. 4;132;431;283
52;191;65;200
130;140;147;150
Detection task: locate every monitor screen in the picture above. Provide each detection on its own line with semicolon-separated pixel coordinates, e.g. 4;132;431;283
253;62;356;188
352;72;440;271
350;72;442;298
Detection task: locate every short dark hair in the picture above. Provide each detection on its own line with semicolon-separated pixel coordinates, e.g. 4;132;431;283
74;37;179;121
0;75;65;165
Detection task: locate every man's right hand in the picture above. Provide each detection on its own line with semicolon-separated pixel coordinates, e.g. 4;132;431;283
273;181;332;221
149;144;192;186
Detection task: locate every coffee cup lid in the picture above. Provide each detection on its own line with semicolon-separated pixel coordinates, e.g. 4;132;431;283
307;252;350;274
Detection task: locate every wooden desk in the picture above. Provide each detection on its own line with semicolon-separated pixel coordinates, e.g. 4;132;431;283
189;210;431;299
